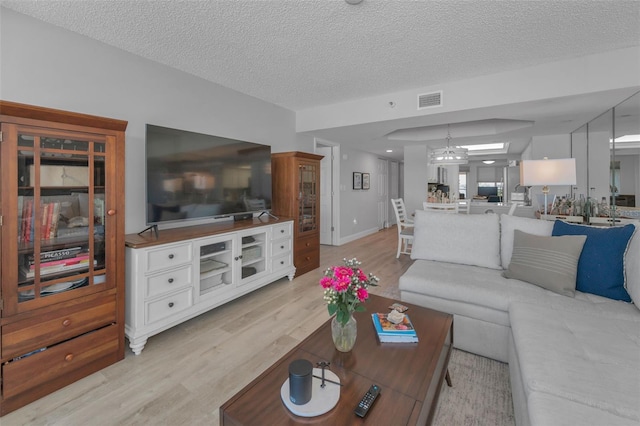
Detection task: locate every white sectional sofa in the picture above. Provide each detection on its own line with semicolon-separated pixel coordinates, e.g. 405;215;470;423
399;210;640;426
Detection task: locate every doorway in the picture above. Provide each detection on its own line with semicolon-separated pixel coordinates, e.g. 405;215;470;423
377;158;389;229
315;140;340;246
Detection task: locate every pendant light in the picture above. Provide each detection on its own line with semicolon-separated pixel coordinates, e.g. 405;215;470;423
430;125;469;165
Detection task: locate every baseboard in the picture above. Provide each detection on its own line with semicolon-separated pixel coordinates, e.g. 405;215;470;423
338;227;379;246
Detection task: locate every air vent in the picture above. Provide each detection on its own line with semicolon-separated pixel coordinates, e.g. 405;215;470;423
417;91;443;110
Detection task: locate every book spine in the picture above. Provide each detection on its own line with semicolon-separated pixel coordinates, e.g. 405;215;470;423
23;199;33;243
32;246;84;263
28;254;90;270
17;195;24;243
44;203;53;240
49;202;60;239
24;259;95;279
29;202;34;242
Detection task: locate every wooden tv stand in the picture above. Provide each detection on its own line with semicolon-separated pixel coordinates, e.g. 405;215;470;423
124;217;295;354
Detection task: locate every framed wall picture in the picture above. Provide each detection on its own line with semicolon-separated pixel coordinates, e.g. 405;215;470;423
362;173;370;190
353;172;362;190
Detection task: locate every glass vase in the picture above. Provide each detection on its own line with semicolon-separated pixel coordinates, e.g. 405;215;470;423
331;314;357;352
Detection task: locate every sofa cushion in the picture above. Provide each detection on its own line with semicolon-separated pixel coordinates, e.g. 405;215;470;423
527;392;639;426
411;210;501;269
552;221;635;302
509;302;640;423
502;230;586;297
500;214;554;268
400;260;640;320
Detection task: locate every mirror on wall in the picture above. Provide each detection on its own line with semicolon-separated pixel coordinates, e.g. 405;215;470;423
613;92;640;209
588;109;613;203
571;90;639;222
571;124;588;197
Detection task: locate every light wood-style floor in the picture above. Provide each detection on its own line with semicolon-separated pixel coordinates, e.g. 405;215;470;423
3;227;413;425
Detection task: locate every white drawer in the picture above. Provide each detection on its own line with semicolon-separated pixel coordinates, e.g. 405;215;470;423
272;223;291;240
145;265;193;298
271;254;292;273
146;243;192;273
145;288;193;324
271;238;292;258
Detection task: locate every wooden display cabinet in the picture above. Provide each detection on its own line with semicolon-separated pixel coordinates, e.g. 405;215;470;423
271;151;323;276
0;101;127;415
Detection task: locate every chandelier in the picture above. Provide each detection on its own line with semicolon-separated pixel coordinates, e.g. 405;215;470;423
430;125;469;165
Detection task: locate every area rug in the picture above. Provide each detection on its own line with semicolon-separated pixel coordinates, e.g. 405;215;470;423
433;349;515;426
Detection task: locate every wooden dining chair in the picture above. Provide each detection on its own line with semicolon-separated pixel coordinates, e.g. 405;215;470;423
391;198;414;258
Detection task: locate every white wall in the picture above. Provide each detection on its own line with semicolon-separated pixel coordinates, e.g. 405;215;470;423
338;146;380;243
403;145;429;214
1;8;297;233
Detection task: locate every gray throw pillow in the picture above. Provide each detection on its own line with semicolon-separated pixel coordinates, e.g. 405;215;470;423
502;230;586;297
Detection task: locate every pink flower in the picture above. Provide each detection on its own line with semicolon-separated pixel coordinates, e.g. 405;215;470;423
357;269;367;282
332;276;351;293
333;266;354;279
396;324;408;330
356;287;368;302
319;276;333;289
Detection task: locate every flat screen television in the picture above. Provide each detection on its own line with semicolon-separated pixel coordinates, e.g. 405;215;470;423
477;186;498;197
145;124;272;224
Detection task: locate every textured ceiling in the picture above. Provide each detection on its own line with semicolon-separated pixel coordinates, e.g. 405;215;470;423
3;0;640;111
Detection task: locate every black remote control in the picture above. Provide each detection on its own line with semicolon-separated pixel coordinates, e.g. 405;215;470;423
355;384;381;418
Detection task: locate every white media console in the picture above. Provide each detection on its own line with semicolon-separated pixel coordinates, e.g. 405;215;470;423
124;218;295;354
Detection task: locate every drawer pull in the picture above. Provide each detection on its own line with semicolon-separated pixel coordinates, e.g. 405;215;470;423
305;256;311;261
168;254;175;259
280;261;284;265
107;209;116;216
168;302;175;308
168;278;174;283
280;245;284;249
280;230;285;233
64;354;74;362
62;319;71;327
306;242;311;247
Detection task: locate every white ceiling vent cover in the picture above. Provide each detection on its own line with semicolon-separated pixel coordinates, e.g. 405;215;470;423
417;91;443;110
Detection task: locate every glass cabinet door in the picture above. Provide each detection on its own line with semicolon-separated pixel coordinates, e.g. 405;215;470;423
298;161;318;234
7;124;112;312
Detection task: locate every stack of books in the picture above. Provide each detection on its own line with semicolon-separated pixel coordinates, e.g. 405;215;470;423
18;198;62;243
21;247;93;279
371;312;419;343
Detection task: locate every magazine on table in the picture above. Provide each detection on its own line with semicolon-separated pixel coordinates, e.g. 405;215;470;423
371;312;419;343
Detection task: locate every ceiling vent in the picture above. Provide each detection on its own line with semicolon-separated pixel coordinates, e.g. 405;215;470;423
417;91;443;110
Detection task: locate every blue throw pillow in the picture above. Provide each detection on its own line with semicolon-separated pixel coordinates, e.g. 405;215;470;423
552;221;635;302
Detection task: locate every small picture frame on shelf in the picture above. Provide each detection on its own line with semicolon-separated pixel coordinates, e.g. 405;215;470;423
353;172;362;190
362;173;370;190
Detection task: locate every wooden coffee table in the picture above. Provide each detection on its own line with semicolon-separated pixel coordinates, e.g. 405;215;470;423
220;294;453;425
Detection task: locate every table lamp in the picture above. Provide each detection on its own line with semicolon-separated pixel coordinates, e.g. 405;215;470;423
520;158;577;215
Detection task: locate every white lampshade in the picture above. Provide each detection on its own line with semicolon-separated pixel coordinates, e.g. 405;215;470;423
430;124;469;165
430;146;469;165
520;158;577;186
